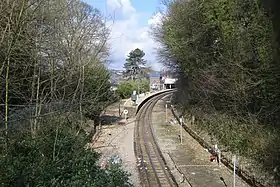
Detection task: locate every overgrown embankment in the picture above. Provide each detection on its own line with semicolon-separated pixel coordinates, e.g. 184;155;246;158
152;0;280;185
0;0;130;186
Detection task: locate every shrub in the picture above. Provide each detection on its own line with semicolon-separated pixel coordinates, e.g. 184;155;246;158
0;118;132;187
116;79;149;99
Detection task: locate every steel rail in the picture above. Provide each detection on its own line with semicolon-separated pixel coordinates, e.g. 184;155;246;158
134;91;178;187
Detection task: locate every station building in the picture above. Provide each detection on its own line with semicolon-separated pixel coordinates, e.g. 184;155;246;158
149;73;177;92
163;77;177;89
149;73;163;92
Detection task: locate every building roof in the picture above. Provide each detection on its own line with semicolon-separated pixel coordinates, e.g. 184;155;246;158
164;78;177;84
149;73;161;78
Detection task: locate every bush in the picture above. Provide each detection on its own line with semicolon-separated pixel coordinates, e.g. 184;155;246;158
0;117;132;187
116;79;149;99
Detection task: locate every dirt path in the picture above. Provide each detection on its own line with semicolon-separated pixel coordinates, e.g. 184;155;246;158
152;98;250;187
90;96;251;187
90;101;141;186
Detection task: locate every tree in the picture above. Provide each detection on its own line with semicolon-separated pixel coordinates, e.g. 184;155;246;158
153;0;280;185
0;0;131;186
123;48;147;80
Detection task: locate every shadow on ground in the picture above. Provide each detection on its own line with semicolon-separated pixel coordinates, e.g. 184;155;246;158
100;115;121;125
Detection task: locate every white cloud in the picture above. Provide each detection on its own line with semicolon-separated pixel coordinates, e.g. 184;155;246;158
106;0;135;16
120;0;136;15
106;0;121;9
106;0;163;71
148;12;164;26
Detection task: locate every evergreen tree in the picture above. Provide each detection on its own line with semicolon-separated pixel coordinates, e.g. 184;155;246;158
123;48;147;80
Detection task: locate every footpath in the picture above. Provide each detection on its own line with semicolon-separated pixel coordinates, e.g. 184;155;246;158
89;94;151;187
151;97;250;187
123;92;150;107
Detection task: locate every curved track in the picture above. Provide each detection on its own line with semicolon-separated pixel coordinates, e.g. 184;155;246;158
134;91;178;187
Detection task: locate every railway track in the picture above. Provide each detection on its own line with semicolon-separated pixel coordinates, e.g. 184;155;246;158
134;91;178;187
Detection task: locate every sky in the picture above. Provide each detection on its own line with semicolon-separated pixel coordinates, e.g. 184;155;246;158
82;0;164;71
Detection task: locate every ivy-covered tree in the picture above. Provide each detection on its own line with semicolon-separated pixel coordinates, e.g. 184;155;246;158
153;0;280;185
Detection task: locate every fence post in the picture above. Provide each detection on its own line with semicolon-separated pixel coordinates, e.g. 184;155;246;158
179;117;183;144
165;104;168;122
233;155;236;187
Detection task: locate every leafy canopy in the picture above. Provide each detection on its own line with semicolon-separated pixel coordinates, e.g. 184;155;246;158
123;48;147;80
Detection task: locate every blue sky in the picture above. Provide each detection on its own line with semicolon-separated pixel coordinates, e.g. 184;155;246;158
82;0;164;70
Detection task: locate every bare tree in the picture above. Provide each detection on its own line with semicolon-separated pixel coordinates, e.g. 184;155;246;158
0;0;112;136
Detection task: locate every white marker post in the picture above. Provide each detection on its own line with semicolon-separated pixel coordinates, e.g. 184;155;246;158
165;104;168;122
123;109;128;121
179;117;183;144
233;155;236;187
214;144;221;167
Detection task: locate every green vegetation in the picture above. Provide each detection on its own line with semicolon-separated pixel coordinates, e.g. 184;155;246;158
117;80;149;99
123;48;147;80
0;118;131;187
123;48;153;80
0;0;129;186
153;0;280;184
117;48;151;99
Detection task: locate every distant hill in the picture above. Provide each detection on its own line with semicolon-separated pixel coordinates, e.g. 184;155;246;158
109;67;157;85
108;69;124;86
